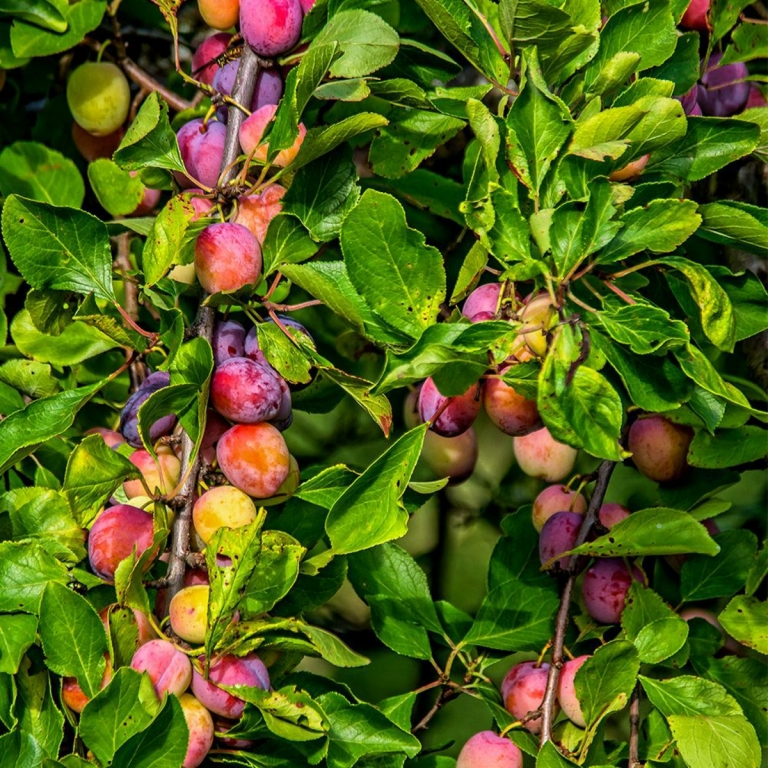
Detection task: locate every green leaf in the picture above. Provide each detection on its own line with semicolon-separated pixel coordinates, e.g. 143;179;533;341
461;577;559;652
688;426;768;469
565;508;720;558
142;196;200;286
369;109;465;179
88;159;144;217
1;195;115;300
0;142;83;207
114;92;185;175
261;214;319;276
371;169;465;225
660;256;735;352
575;640;640;726
652;118;760;181
111;695;189;768
641;674;743;717
0;541;68;613
325;425;426;554
12;656;63;761
596;200;701;264
486;188;534;266
622;583;688;663
341;190;446;340
348;543;442;660
0;0;66;32
296;42;339;114
0;359;59;399
710;0;754;43
10;0;104;58
79;668;161;766
256;322;312;384
681;530;758;601
746;542;768;597
696;200;768;257
597;304;690;354
646;32;701;95
62;434;141;527
719;596;768;654
282;145;360;242
0;380;105;474
0;614;37;674
312;10;399;78
39;582;107;699
507;49;572;196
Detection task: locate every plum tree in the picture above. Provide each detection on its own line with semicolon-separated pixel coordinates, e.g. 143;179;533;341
501;661;553;733
217;423;292;498
418;377;482;437
191;653;270;718
532;484;587;532
557;655;590;727
240;0;303;57
130;639;192;698
582;559;644;624
123;449;182;498
179;693;215;768
627;414;693;483
599;503;632;529
192;33;232;85
169;585;210;645
239;104;307;167
539;511;583;570
456;731;523;767
234;185;287;243
119;371;176;447
421;428;478;484
194;222;262;294
192;485;258;544
67;62;130;136
88;504;155;582
200;0;240;30
212;319;246;365
483;368;541;436
211;357;283;423
514;427;578;482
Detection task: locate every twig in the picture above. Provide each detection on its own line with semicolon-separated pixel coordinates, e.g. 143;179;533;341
539;460;616;747
628;684;642;768
114;233;146;390
412;685;459;733
163;43;262;616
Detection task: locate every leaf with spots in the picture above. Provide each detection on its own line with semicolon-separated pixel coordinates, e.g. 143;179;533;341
341;190;446;342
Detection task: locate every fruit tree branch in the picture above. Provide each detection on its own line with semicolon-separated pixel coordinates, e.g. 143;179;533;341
163;43;262;615
539;459;616;747
628;684;642;768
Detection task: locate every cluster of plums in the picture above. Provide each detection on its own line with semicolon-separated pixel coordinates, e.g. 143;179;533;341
62;603;270;766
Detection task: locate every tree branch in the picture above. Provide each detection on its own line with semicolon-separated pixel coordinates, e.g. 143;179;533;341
628;684;642;768
163;43;262;615
539;459;616;747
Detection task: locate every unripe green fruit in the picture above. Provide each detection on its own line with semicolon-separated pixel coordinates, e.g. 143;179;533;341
67;62;131;137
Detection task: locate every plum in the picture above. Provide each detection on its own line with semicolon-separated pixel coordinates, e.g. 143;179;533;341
746;86;767;109
239;104;306;167
240;0;303;58
598;503;632;529
539;511;583;570
62;656;112;713
269;375;293;431
233;185;287;243
698;54;750;117
200;0;240;30
123;449;182;499
680;0;709;31
456;731;523;768
211;357;283;423
191;653;270;718
212;320;246;366
179;693;215;768
72;123;124;162
99;605;156;647
84;426;125;449
421;428;478;485
195;222;262;294
582;558;644;624
518;293;556;356
501;661;553;734
628;414;693;483
462;283;502;321
217;423;291;498
418;377;482;438
131;639;192;698
532;484;587;533
119;371;177;448
88;504;155;582
183;188;215;222
170;585;210;645
557;655;589;727
213;61;284;112
67;62;130;136
609;154;650;182
192;485;259;544
299;0;316;10
189;121;227;189
192;33;232;86
484;367;541;437
514;427;578;482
